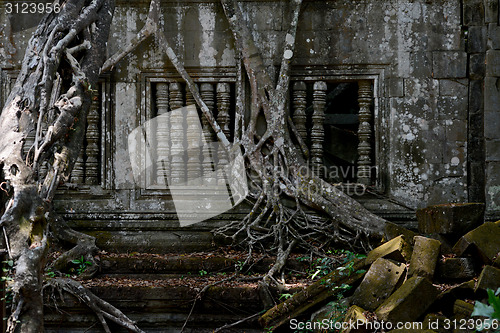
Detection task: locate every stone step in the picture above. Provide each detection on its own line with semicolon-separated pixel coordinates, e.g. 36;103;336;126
98;253;309;275
44;275;308;332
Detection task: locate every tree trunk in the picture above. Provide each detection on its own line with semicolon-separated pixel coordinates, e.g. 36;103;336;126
0;0;114;331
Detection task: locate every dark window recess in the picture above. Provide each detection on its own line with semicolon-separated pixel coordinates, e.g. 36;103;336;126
291;80;375;184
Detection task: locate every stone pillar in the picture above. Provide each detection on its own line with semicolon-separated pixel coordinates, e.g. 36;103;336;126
85;91;100;185
169;82;185;184
292;81;308;146
200;83;215;185
156;82;170;185
311;81;327;178
356;80;373;185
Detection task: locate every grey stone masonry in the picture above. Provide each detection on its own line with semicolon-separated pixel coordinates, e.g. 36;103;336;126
485;0;500;211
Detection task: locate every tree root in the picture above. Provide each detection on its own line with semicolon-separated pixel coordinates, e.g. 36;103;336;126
44;278;145;333
48;213;99;278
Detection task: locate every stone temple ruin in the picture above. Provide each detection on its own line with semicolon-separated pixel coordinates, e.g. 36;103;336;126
1;0;500;331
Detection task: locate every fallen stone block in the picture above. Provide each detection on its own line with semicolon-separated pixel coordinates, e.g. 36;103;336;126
425;234;455;255
351;258;406;311
261;237;412;330
417;203;484;235
342;305;370;333
435;280;476;317
475;265;500;292
366;235;412;264
453;222;500;263
375;276;439;324
453;299;474;320
436;257;477;280
384;222;418;245
408;236;441;280
494;255;500;268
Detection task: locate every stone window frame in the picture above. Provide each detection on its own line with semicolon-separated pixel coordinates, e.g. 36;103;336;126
136;67;240;199
290;65;388;193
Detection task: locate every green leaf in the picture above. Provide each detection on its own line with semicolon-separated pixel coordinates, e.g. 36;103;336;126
487;289;500;320
472;301;494;318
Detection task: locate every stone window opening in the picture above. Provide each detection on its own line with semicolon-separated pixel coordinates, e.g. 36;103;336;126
291;79;376;187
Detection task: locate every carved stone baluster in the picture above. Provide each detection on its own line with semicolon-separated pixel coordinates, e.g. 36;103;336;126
216;83;231;184
71;148;85;184
216;83;231;140
85;92;100;185
185;88;195;106
200;83;215;185
311;81;327;178
292;80;308;148
185;84;203;184
156;82;170;185
169;82;185;184
357;80;373;185
186;105;201;185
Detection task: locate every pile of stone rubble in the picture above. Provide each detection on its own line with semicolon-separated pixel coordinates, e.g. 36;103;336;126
260;203;500;333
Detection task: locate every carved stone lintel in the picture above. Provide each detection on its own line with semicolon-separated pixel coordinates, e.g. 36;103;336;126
156;82;170;185
85;92;100;185
357;80;373;185
311;81;327;178
292;80;308;149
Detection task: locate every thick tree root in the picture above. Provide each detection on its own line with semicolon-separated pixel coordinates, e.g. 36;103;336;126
49;213;99;278
45;278;145;333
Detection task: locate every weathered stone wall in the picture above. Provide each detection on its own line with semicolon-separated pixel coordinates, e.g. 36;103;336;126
483;0;500;214
1;0;499;233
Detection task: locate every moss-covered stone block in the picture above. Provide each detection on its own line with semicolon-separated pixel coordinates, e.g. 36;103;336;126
453;222;500;263
436;280;476;317
475;265;500;292
352;258;406;311
453;300;474;320
342;305;370;333
384;222;418;245
436;257;477;280
417;203;485;235
375;276;439;324
366;235;412;265
408;236;441;280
